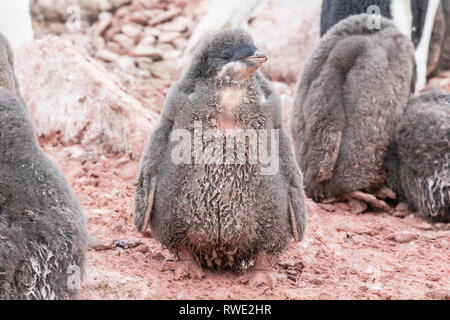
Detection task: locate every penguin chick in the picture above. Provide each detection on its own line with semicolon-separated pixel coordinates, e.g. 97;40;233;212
320;0;441;92
0;33;87;300
289;14;415;209
386;89;450;222
134;29;306;285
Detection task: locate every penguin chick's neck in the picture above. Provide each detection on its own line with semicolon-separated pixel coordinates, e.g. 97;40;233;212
215;81;254;133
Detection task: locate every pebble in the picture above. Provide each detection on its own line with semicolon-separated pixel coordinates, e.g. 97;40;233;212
149;8;182;26
388;232;418;244
158;31;182;44
96;49;120;63
113;33;135;48
96;12;113;36
128;11;149;25
121;24;142;40
138;35;157;46
131;45;163;61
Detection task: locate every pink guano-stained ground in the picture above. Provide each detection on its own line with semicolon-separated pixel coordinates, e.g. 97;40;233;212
30;0;450;300
40;142;449;300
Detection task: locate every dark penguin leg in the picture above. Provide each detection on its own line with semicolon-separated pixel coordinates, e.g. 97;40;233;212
160;249;206;280
239;254;278;288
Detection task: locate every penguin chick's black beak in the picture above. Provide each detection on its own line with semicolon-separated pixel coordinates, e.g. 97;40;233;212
242;49;268;67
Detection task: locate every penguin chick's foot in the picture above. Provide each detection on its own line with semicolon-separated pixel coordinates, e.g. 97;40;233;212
344;191;390;212
239;255;278;288
375;186;397;200
161;250;205;280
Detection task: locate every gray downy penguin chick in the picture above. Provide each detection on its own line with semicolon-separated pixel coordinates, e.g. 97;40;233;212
320;0;440;92
0;33;87;300
386;89;450;222
134;28;306;286
289;14;415;210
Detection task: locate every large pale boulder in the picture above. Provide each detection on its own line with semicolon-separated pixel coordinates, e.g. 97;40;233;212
15;35;159;159
181;0;321;83
249;0;321;83
0;0;34;50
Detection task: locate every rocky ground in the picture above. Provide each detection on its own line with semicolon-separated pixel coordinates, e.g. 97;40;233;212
28;0;449;299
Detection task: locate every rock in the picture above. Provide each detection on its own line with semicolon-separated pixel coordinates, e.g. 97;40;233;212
160;17;190;33
95;11;113;36
135;244;149;254
173;37;188;50
149;8;182;26
388;232;418;244
348;199;368;214
393;202;409;218
96;49;120;62
157;43;174;52
318;203;336;213
113;33;135;48
113;239;143;249
145;28;162;38
128;11;149;25
121;23;142;40
137;35;157;46
131;45;163;60
416;222;433;231
278;259;305;273
91;36;106;50
91;242;114;251
15;36;159;159
426;290;449;300
114;5;131;18
158;31;182;44
116;55;136;71
163;50;182;60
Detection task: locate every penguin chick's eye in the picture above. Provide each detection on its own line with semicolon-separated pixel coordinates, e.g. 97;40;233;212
221;53;232;61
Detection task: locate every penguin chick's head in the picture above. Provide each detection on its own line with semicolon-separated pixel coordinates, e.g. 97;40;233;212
190;29;268;84
0;33;17;93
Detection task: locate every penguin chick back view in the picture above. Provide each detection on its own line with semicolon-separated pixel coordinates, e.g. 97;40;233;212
134;29;306;283
0;33;87;300
289;14;415;202
386;90;450;222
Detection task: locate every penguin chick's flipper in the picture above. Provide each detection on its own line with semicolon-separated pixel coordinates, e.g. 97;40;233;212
257;73;307;243
134;116;173;233
280;130;307;242
135;176;156;234
314;127;342;183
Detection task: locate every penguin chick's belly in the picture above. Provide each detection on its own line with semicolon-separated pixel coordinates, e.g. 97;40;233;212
181;163;263;268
